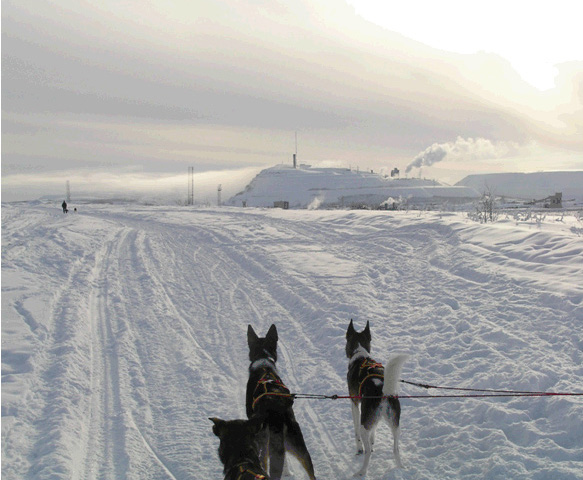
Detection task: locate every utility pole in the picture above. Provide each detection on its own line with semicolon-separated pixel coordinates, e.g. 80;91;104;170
187;167;194;205
66;180;71;203
293;131;298;168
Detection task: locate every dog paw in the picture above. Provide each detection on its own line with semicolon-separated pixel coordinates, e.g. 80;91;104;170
355;449;363;456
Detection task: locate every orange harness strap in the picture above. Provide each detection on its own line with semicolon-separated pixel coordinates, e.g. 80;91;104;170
236;465;267;480
358;358;384;398
252;369;292;411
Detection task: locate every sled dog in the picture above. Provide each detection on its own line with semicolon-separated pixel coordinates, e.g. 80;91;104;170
346;319;409;476
210;416;270;479
246;324;316;480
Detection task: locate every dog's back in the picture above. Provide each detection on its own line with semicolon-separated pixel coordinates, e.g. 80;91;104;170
347;356;384;402
246;360;293;419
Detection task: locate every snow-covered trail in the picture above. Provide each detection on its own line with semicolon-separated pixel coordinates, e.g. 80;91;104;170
2;204;583;479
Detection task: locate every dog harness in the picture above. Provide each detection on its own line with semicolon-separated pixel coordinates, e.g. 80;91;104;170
235;464;267;480
358;358;384;398
227;462;267;480
251;368;293;411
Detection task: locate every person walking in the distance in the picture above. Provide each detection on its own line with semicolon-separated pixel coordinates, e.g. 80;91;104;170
62;200;68;213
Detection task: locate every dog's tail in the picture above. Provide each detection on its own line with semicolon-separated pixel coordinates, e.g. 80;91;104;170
383;353;409;396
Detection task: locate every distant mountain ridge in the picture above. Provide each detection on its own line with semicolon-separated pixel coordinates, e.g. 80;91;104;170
455;171;583;203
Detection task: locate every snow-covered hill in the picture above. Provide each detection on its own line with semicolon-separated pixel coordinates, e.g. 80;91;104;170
227;165;480;209
226;166;583;210
2;203;583;479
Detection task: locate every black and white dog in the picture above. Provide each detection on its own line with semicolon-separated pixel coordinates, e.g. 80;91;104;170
210;416;269;479
346;320;409;476
246;324;317;480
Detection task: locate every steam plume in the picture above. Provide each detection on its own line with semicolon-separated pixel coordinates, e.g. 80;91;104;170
406;137;518;174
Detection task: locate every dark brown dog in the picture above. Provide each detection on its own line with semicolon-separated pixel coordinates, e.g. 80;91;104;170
210;416;269;479
246;324;316;480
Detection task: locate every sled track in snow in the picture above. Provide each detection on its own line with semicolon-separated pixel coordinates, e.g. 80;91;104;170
84;228;132;479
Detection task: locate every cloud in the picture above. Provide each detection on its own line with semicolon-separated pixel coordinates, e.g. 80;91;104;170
405;137;520;174
2;0;582;202
1;166;261;204
1;0;535;137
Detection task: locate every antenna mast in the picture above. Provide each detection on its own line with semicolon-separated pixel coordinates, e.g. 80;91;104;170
293;131;298;169
217;184;222;207
187;167;194;205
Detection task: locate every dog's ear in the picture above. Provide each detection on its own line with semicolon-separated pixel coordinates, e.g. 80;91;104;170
364;321;371;341
209;417;225;437
347;319;355;338
266;324;278;344
248;325;259;347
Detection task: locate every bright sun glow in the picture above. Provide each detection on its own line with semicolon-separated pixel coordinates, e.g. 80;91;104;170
347;0;583;91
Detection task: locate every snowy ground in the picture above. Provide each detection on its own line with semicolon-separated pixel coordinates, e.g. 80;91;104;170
2;202;583;480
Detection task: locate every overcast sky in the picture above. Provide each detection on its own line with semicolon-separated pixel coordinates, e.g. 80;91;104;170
2;0;582;202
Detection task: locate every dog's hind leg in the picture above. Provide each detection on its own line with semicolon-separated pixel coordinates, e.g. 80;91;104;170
257;425;270;472
282;456;293;477
269;425;286;480
284;417;316;479
351;401;363;454
391;423;403;469
355;402;380;477
354;424;374;477
387;397;403;469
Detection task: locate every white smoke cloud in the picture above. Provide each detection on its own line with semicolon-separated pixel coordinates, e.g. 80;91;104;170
307;196;324;210
405;137;519;174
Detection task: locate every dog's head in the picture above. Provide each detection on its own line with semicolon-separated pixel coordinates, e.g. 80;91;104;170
209;416;264;467
247;324;278;363
346;319;371;358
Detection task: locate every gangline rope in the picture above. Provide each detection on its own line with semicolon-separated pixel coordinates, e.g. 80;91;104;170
283;379;583;401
